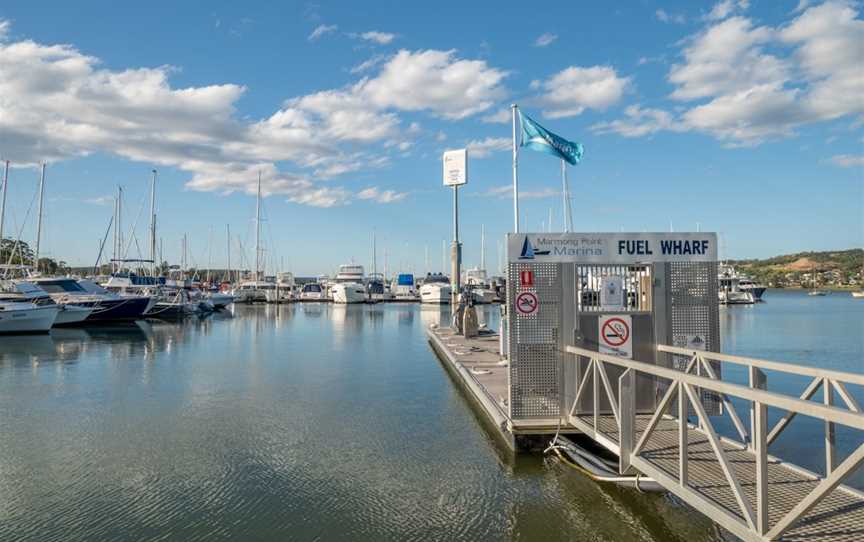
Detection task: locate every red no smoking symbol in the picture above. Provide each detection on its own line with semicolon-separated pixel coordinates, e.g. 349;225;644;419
601;318;630;346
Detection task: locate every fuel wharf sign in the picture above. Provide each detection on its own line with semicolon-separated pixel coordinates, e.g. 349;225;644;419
508;232;718;264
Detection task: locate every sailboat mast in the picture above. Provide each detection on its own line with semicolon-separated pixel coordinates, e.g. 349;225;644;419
112;188;119;273
34;163;46;273
149;169;157;276
372;232;377;276
0;160;8;245
255;172;261;280
226;224;231;283
480;224;486;271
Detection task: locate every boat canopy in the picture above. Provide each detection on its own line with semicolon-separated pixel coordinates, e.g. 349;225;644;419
32;278;87;294
397;274;414;286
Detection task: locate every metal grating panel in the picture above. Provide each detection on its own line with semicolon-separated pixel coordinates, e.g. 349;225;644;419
508;262;561;419
668;261;721;413
575;264;652;312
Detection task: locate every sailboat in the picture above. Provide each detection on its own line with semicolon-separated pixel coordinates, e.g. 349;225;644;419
807;264;829;296
233;172;275;303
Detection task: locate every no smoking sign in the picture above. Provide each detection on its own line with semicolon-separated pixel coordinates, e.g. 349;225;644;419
598;315;633;358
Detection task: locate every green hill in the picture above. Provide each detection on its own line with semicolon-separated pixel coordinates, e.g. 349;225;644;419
729;249;863;288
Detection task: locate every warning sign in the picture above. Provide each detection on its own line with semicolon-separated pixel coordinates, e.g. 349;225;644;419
599;315;633;358
515;291;539;316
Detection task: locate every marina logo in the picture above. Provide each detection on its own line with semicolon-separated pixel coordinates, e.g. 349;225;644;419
518;237;550;259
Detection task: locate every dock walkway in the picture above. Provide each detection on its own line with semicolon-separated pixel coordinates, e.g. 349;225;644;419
427;327;864;541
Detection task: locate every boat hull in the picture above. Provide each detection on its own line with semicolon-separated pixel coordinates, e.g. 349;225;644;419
54;305;94;326
331;283;367;304
82;297;151;322
0;305;59;334
420;284;452;304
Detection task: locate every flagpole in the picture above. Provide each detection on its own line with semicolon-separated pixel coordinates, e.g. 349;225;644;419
561;159;573;232
511;103;519;233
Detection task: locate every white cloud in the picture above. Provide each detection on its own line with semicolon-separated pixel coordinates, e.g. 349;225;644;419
358;49;507;119
0;19;9;41
83;195;113;205
704;0;749;21
356;186;407;203
534;33;557;47
0;22;513;208
308;24;337;41
600;1;864;146
830;154;864;167
466;137;510;158
656;10;686;24
482;185;559;199
357;31;396;45
435;131;447;142
592;105;679;137
349;54;386;74
669;17;784;101
533;65;630;118
482;108;511;124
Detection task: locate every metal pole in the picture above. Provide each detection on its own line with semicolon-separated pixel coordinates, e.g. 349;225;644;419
34;162;45;273
226;224;231;283
451;185;461;305
255;171;261;281
480;224;485;271
372;232;377;276
511;104;520;233
0;160;8;245
150;169;157;276
562;159;573;233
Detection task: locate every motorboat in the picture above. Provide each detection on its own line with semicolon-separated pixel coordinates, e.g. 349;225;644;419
299;281;327;301
206;289;235;309
0;301;58;333
147;287;201;318
419;273;452;304
852;291;864;298
331;264;367;304
31;277;152;321
391;273;418;301
273;272;296;303
366;273;392;302
101;273;159;314
808;290;829;297
719;265;766;301
0;280;91;326
718;273;755;305
463;267;497;304
232;278;275;303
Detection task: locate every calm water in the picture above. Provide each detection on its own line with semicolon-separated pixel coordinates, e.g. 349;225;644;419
0;291;860;541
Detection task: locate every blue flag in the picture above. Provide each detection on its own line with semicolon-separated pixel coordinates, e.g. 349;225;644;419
519;110;584;165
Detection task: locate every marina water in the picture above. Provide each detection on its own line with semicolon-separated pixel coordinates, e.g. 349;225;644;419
0;291;860;541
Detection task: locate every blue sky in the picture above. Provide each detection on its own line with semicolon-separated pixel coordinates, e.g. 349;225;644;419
0;0;861;275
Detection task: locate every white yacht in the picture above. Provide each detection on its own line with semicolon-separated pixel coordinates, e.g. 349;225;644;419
391;273;419;301
718;273;755;305
273;272;296;303
233;278;275;303
419;273;452;304
463;267;497;304
719;265;766;301
0;280;91;326
299;281;327;301
0;300;58;333
330;264;367;304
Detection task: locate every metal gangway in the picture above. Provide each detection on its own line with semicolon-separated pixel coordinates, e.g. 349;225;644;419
565;344;864;542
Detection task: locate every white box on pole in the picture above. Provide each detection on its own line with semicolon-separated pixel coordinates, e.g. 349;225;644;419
443;149;468;186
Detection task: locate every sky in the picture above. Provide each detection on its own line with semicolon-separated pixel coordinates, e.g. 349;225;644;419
0;0;861;276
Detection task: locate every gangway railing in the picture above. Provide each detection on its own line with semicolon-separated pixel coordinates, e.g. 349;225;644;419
565;345;864;542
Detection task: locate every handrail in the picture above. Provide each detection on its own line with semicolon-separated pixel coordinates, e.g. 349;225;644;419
565;346;864;430
658;344;864;386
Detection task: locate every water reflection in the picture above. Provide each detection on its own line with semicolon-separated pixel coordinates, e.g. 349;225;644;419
0;302;718;541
